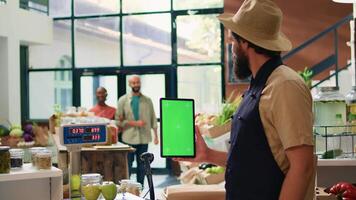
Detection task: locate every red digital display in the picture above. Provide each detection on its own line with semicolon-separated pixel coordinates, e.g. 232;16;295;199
69;127;101;134
82;134;101;142
85;127;100;133
63;125;106;145
70;128;85;134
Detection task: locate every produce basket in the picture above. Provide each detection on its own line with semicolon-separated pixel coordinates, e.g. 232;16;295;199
314;125;356;159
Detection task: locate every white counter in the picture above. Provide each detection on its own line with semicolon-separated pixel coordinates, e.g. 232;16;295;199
0;163;63;200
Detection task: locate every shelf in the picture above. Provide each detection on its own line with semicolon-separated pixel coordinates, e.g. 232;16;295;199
318;159;356;166
314;132;356;137
64;193;145;200
0;163;62;182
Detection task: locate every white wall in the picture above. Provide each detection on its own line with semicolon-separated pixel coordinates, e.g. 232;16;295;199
0;1;52;44
0;37;9;120
0;0;52;123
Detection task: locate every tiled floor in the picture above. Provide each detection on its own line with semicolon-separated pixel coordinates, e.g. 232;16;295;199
129;174;180;200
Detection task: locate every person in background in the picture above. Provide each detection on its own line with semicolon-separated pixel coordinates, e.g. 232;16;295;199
89;87;116;120
176;0;315;199
116;75;159;185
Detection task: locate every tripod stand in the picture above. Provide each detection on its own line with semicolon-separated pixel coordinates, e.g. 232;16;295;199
140;152;155;200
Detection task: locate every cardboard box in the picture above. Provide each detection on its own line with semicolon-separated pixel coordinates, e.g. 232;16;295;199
162;184;225;200
316;187;337;200
198;171;225;185
179;167;203;184
204;121;231;138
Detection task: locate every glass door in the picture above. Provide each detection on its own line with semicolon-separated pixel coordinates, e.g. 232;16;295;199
76;67;173;171
120;69;172;170
80;75;118;110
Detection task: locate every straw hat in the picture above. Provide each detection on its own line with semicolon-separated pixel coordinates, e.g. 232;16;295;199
218;0;292;51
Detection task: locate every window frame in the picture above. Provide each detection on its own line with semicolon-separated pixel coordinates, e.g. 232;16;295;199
21;0;225;122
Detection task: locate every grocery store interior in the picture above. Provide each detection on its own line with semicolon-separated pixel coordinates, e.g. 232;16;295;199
1;0;356;199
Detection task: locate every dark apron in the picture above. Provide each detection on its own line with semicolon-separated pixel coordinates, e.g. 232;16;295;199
225;57;285;200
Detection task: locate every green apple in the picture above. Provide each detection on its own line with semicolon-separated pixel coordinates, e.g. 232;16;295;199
100;181;117;200
70;174;81;191
82;184;101;200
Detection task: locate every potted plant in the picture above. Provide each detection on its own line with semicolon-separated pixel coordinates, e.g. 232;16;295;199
298;67;313;89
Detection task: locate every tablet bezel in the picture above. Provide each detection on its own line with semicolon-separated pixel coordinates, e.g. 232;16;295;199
160;98;196;158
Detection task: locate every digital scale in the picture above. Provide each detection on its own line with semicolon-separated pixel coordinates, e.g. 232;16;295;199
59;122;146;200
59;123;108;199
60;123;108;147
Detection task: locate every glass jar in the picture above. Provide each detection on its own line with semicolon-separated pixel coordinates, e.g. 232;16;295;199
81;173;102;200
313;86;347;135
346;86;356;133
119;179;142;196
29;147;47;167
9;148;24;169
35;150;52;170
126;182;142;196
0;146;10;173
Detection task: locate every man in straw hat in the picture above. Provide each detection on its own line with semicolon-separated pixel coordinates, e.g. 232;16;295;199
176;0;315;199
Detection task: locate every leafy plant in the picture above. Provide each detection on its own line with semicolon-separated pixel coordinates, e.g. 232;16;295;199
213;91;242;126
298;67;313;88
53;104;62;127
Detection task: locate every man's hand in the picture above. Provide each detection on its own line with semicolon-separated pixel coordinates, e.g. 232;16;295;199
173;126;228;166
173;126;210;163
154;136;159;145
126;120;146;127
136;120;145;127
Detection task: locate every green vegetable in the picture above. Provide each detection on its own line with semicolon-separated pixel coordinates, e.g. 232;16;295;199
298;67;313;88
206;166;225;174
322;149;343;159
0;125;10;137
213;91;242;126
9;128;23;138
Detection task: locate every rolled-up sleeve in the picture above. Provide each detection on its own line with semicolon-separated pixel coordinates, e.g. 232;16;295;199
149;99;158;129
116;97;128;128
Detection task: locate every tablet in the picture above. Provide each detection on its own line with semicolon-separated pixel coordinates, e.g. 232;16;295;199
160;98;195;157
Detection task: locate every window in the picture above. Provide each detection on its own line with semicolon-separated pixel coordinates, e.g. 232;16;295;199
173;0;223;10
24;0;224;121
176;14;221;64
80;76;118;109
178;66;222;114
75;17;120;67
122;0;170;13
74;0;119;16
123;14;171;66
29;71;72;119
20;0;49;14
49;0;71;17
23;0;224;173
29;20;72;69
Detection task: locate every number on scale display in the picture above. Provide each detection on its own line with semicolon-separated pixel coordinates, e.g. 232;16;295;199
69;127;101;134
82;134;101;142
63;125;106;145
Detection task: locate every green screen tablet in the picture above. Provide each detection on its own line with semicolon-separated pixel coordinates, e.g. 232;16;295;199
160;98;195;157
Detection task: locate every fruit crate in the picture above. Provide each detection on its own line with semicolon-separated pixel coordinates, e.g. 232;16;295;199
314;125;356;159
